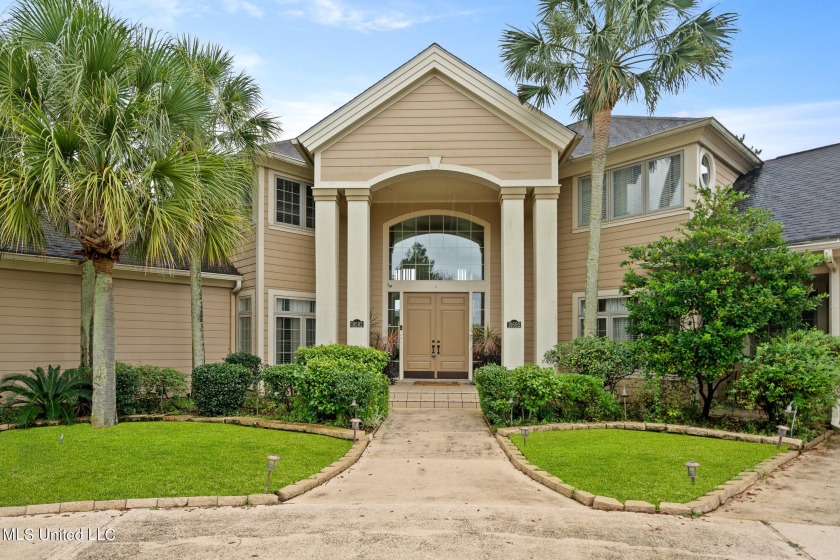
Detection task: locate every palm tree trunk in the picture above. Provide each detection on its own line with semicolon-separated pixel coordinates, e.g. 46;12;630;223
190;247;205;369
80;259;95;367
91;257;117;427
583;109;612;336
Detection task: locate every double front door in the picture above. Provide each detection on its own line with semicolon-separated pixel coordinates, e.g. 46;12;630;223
403;292;469;379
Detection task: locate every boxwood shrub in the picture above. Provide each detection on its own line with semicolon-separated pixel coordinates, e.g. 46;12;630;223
263;363;303;411
295;344;389;374
475;363;621;426
191;363;252;417
224;352;263;379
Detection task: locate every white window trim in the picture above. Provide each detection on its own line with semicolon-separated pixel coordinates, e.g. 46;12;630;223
699;148;716;188
268;173;315;236
571;289;631;340
268;289;317;366
236;290;256;354
572;150;687;233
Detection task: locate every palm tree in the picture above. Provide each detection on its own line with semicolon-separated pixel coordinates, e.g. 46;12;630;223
0;0;210;427
500;0;738;336
171;38;281;369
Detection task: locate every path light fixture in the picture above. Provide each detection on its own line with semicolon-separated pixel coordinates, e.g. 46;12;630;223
265;455;280;493
350;399;358;415
784;402;798;437
776;425;790;450
520;426;530;447
508;398;514;426
351;418;362;441
683;461;700;485
620;387;628;421
59;434;64;445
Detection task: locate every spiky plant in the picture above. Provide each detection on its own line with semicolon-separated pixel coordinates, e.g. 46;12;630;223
0;366;92;426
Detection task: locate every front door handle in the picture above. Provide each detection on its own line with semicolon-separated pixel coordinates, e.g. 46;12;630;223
436;340;441;354
431;341;436;358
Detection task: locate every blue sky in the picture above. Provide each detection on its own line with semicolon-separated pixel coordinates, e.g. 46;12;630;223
5;0;839;158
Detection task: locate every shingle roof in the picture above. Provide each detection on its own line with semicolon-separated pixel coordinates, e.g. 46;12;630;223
265;140;305;162
3;221;240;276
566;115;706;159
736;142;840;245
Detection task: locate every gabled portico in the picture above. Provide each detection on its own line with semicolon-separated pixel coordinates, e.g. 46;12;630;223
295;44;578;374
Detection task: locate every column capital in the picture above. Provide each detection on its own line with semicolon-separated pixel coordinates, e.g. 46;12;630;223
532;185;561;200
312;188;340;202
499;186;527;202
345;188;372;203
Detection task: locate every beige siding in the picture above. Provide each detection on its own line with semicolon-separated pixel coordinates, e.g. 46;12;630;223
260;161;317;358
557;182;688;342
322;76;553;182
524;204;535;362
0;267;232;377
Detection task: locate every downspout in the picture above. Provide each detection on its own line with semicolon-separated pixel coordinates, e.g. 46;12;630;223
825;249;840;430
232;279;243;294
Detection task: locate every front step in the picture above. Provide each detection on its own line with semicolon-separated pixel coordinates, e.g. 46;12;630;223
389;389;480;409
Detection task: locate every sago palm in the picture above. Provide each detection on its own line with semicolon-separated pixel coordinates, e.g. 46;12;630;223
500;0;738;336
0;365;92;425
171;37;280;368
0;0;210;426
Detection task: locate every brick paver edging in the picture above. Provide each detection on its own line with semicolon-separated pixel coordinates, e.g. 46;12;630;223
0;416;371;518
494;422;831;517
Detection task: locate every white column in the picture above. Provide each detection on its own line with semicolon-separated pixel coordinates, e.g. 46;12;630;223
500;187;526;368
255;168;266;361
827;249;840;336
314;189;340;344
346;190;371;346
533;186;560;364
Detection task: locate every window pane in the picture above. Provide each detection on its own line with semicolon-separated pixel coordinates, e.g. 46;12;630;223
612;164;643;218
389;215;484;281
604;297;629;313
387;292;401;330
578;318;608;338
578;176;607;226
305;318;316;347
472;292;485;326
238;316;252;353
648;154;682;211
238;296;252;313
612;317;637;342
276;317;301;364
276;178;301;226
305;184;315;228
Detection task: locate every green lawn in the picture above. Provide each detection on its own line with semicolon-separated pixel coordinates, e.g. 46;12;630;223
510;429;783;505
0;422;351;507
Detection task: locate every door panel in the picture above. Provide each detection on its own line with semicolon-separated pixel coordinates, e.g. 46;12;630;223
403;292;469;379
404;294;434;374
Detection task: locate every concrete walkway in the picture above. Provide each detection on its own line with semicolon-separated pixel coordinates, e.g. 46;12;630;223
2;406;820;560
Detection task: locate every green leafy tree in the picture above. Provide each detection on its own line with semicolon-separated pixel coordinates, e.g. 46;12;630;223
0;0;211;426
621;185;824;418
171;38;280;369
500;0;739;336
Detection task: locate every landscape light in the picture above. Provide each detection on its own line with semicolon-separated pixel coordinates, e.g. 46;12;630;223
684;461;700;485
520;426;530;446
264;455;280;493
784;402;798;437
351;418;362;441
776;425;790;450
508;398;514;425
620;387;628;421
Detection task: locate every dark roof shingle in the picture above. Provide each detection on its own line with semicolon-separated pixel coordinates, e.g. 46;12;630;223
566;115;706;159
265;140;304;162
736;143;840;245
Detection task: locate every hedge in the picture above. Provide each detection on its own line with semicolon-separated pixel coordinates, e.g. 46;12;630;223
191;363;252;417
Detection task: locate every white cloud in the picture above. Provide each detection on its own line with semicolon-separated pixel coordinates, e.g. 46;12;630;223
281;0;472;33
224;0;263;18
268;91;354;139
678;100;840;159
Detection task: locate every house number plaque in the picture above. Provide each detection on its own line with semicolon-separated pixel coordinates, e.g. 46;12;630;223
506;320;522;329
349;319;365;328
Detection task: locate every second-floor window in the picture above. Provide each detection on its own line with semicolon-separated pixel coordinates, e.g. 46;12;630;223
276;177;314;229
579;152;682;226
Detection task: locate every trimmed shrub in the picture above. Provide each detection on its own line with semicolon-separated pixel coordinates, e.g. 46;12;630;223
114;363;141;415
295;355;389;428
553;373;622;422
134;365;187;412
191;363;252;417
475;364;621;426
545;336;637;392
733;330;840;437
263;363;303;411
636;375;699;424
295;344;389;375
474;364;515;425
224;352;263;379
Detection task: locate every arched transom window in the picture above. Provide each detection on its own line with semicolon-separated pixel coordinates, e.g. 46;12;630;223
389;215;484;281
